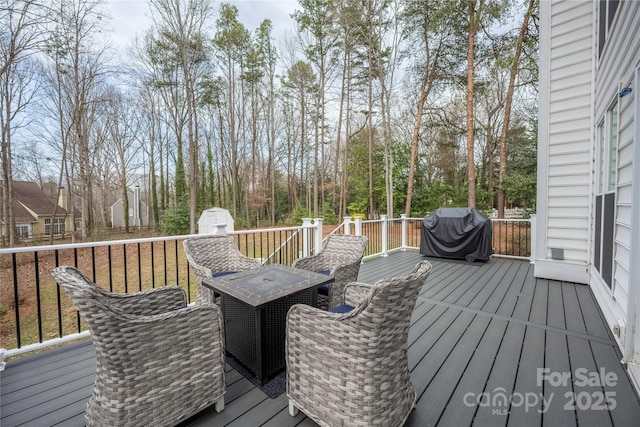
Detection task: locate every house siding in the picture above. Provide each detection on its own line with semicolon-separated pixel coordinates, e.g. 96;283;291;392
590;1;640;342
541;0;640;392
110;192;150;228
536;0;594;282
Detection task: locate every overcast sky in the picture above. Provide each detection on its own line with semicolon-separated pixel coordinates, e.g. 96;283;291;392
106;0;299;51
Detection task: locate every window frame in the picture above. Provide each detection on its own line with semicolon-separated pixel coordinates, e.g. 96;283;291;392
594;98;619;289
44;217;66;236
598;0;621;57
15;225;30;239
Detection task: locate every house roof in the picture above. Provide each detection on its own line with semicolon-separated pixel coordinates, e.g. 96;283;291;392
0;181;70;223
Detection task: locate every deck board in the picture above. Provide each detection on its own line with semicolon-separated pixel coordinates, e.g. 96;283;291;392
2;252;640;427
543;332;575;426
410;314;491;425
436;317;510;426
509;325;545;425
567;336;616;427
563;283;588;334
473;321;527;426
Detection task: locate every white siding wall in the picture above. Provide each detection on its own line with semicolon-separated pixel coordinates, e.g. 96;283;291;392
536;0;594;283
590;1;640;338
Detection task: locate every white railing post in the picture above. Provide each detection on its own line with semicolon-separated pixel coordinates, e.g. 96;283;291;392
302;218;312;257
343;216;351;235
401;214;407;251
354;216;363;236
381;214;389;257
313;218;323;254
529;214;536;264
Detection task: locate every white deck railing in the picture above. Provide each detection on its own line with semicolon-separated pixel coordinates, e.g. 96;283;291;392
0;215;532;365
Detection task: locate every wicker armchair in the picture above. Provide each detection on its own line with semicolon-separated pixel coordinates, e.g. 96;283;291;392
183;234;262;304
285;260;433;427
291;234;368;310
51;266;226;427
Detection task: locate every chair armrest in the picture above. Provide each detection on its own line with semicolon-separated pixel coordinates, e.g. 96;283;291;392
191;263;213;283
99;286;187;316
343;282;373;307
231;255;263;270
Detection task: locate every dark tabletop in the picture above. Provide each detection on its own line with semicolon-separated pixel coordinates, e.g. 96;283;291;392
202;264;333;308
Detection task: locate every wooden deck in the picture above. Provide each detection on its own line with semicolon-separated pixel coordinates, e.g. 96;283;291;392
2;251;640;426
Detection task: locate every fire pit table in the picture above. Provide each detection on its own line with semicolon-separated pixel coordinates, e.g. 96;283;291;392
203;264;333;384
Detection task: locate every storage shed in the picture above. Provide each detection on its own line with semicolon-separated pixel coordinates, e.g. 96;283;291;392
198;207;234;234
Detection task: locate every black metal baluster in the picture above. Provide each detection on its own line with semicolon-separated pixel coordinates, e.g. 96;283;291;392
163;240;167;286
527;222;531;258
74;249;80;333
34;252;43;343
123;244;128;293
12;253;21;348
511;221;515;256
137;242;142;291
91;247;96;283
174;240;179;287
55;250;62;338
260;233;264;261
108;246;113;292
151;241;156;288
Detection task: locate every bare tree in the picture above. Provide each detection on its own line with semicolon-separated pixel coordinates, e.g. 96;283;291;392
1;0;47;246
256;20;278;225
149;0;213;233
100;86;142;232
293;0;339;217
282;60;316;213
43;0;111;239
213;3;250;220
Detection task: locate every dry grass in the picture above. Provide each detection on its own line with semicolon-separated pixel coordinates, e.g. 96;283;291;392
0;226;330;350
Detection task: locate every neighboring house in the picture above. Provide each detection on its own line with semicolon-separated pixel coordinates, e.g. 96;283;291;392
0;181;76;240
538;1;640;389
110;186;150;228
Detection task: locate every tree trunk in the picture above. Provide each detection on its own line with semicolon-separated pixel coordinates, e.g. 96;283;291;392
1;89;15;246
405;78;429;217
466;0;479;209
497;0;534;218
333;46;348;210
367;27;374;218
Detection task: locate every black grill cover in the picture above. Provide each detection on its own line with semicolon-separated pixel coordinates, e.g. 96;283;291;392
420;208;492;262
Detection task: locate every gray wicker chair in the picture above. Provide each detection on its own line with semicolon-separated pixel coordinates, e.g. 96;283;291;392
51;266;226;427
183;234;262;304
285;260;433;427
291;234;368;310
